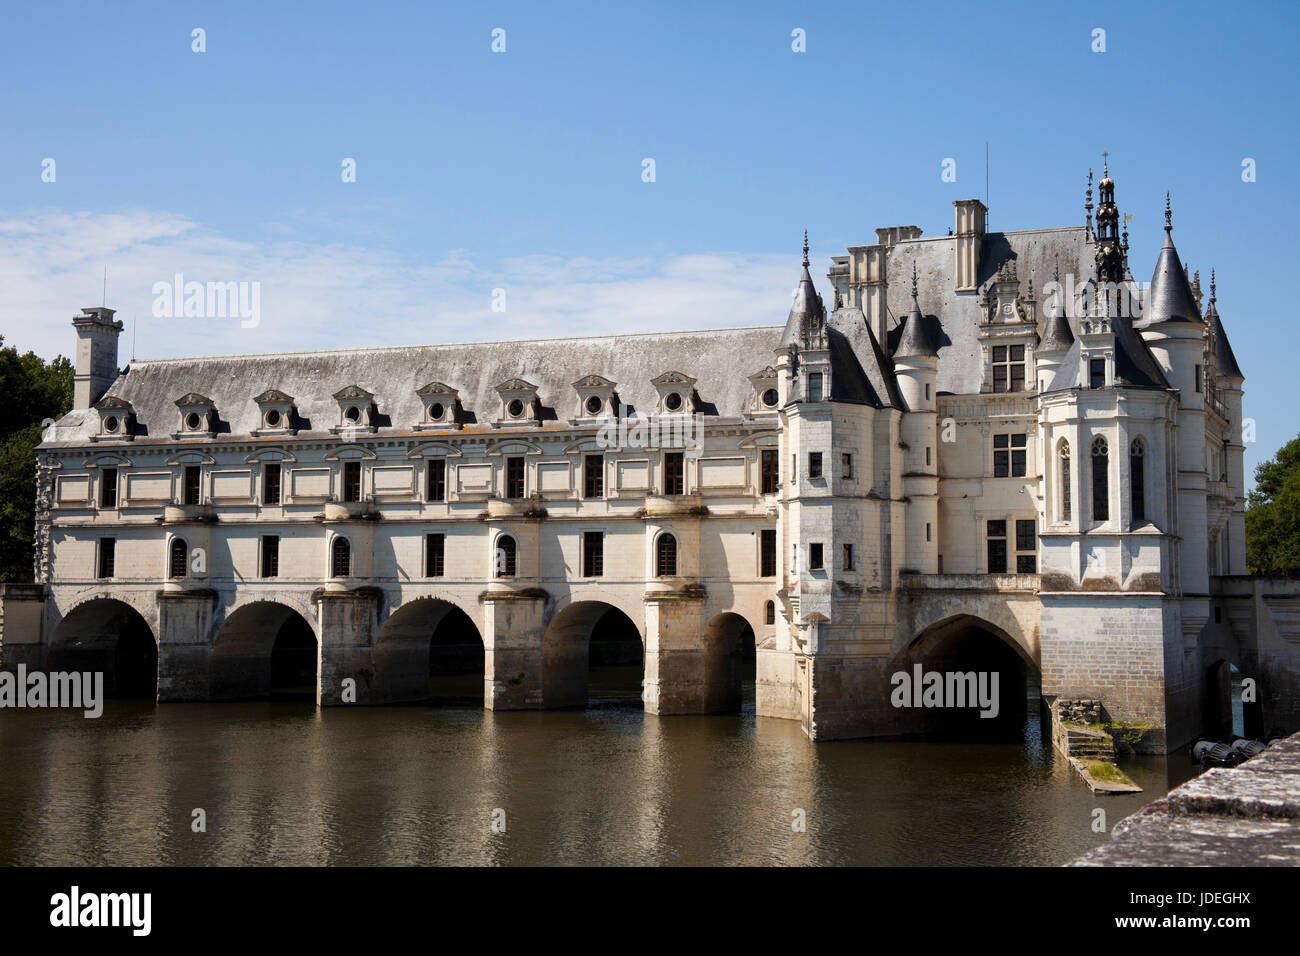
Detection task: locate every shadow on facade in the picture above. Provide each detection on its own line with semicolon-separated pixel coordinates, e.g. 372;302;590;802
703;612;757;714
372;598;484;705
48;598;158;699
545;602;643;709
212;601;319;701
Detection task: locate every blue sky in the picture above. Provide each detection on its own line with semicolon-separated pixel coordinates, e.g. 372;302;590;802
1;0;1297;479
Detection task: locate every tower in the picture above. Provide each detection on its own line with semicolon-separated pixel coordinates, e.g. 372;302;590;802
72;307;124;409
892;264;939;573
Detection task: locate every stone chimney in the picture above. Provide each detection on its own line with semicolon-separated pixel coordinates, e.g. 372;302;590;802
952;199;987;293
72;307;124;409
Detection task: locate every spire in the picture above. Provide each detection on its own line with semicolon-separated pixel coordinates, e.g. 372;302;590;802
1204;268;1243;380
894;264;936;359
1084;168;1094;239
778;231;827;349
1040;255;1075;353
1137;193;1201;329
1093;155;1124;283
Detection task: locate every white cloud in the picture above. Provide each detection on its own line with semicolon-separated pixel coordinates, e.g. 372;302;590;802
0;209;801;362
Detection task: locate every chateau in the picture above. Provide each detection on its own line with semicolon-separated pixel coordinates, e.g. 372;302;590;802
4;166;1298;751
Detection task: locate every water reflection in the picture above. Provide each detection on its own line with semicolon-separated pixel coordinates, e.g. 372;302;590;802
0;689;1199;866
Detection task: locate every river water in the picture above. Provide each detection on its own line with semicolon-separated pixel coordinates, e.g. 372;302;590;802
0;678;1200;866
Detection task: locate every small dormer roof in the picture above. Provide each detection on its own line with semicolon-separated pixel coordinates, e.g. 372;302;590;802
747;365;778;382
416;381;459;397
333;384;375;402
174;392;214;408
650;370;697;388
95;395;133;411
495;377;538;393
572;374;616;389
254;388;295;404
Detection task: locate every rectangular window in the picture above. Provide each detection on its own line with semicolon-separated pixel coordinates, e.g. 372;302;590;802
925;522;932;542
426;533;445;577
986;520;1007;574
343;461;362;502
993;434;1027;478
761;449;779;495
760;529;777;577
925;446;932;467
261;535;279;578
1194;364;1202;393
100;468;118;508
807;372;823;402
809;543;824;571
841;453;853;479
809;452;823;479
584;455;604;498
1090;358;1106;389
263;463;281;505
583;531;604;577
506;456;525;498
664;451;684;495
97;538;116;579
842;543;854;570
426;459;446;502
1015;519;1037;573
183;466;201;505
992;344;1026;393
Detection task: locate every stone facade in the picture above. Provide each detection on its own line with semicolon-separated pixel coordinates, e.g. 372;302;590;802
5;168;1297;751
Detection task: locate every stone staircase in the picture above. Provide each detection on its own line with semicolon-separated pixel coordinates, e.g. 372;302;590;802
1062;725;1117;760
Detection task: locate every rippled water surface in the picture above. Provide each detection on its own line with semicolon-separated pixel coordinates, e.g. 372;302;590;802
0;686;1200;866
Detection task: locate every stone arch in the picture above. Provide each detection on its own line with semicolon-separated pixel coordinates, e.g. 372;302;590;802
47;596;158;698
542;599;644;708
372;596;485;704
210;599;319;700
893;612;1040;739
702;610;758;714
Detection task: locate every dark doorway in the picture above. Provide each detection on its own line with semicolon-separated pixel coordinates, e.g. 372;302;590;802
270;615;318;699
588;607;644;706
428;605;485;705
110;615;158;699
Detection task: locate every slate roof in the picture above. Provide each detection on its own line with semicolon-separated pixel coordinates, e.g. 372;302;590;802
880;226;1093;394
1043;315;1171;393
1205;298;1244;380
893;295;938;359
43;326;792;445
826;307;904;408
1136;231;1202;329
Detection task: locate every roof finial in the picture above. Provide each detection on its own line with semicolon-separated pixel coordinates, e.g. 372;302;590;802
911;262;919;300
802;229;809;268
1101;149;1109;177
1085;168;1094;237
1210;267;1216;303
1164;191;1172;232
1054;255;1060;283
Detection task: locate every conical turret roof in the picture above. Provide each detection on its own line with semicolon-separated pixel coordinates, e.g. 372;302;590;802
778;231;827;349
1136;194;1202;329
893;264;937;359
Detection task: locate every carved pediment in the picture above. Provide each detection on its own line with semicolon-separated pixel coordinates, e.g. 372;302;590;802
651;370;697;388
417;381;459;398
255;389;294;405
174;392;214;408
495;378;538;394
572;374;616;389
333;384;375;402
748;366;778;383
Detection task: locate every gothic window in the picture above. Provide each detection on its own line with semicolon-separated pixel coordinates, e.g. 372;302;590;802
169;537;188;579
994;433;1027;477
991;345;1025;392
331;536;352;577
765;600;775;626
1058;440;1071;522
1130;438;1146;523
495;535;517;578
656;533;678;577
1091;436;1110;522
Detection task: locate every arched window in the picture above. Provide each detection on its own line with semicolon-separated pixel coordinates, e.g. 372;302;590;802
656;532;678;577
331;536;352;577
495;534;517;578
1058;439;1071;523
1091;436;1109;522
765;600;775;625
1130;438;1146;523
169;537;188;578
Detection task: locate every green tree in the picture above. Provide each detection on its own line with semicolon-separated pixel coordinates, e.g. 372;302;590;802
0;336;74;582
1246;434;1300;575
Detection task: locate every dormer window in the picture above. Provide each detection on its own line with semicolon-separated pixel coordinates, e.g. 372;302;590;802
747;366;780;415
91;396;135;442
651;371;698;415
332;385;378;435
415;382;462;431
494;378;541;428
173;393;216;439
572;375;618;423
253;389;298;436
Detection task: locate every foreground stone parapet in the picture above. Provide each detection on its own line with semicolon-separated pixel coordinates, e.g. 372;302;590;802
1071;732;1300;866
